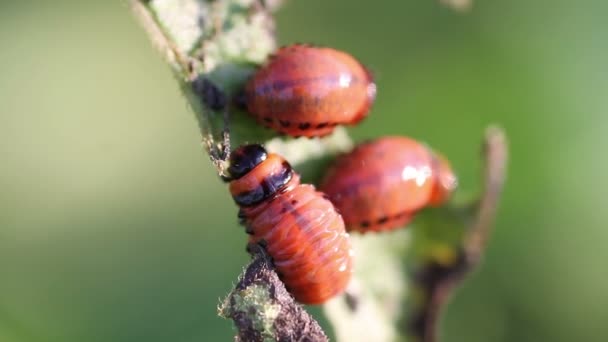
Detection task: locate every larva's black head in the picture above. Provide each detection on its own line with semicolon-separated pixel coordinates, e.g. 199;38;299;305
226;144;268;180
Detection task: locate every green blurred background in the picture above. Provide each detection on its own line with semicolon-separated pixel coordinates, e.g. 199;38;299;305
1;0;607;341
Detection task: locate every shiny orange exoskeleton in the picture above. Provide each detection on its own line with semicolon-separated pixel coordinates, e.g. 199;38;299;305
225;144;353;304
319;137;457;233
244;44;376;137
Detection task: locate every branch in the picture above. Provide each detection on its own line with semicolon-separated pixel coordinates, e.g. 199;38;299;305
406;126;508;342
465;126;508;264
219;247;328;342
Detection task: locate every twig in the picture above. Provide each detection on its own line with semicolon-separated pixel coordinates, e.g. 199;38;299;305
407;126;508;342
219;248;329;342
465;126;508;264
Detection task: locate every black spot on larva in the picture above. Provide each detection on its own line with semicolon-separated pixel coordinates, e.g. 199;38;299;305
298;122;311;130
263;117;272;123
245;226;254;235
279;120;290;127
291;200;298;205
238;210;247;225
280;207;288;214
258;239;268;248
377;217;389;225
316;122;329;129
360;221;371;228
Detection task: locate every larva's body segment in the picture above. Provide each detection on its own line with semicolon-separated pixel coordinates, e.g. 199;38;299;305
320;136;457;233
226;144;353;304
244;44;376;137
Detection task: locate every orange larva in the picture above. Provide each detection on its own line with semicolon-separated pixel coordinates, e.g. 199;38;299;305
244;44;376;137
319;136;457;233
225;144;353;304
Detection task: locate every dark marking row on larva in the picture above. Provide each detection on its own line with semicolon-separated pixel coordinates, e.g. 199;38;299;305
358;211;410;230
260;117;338;130
233;162;293;207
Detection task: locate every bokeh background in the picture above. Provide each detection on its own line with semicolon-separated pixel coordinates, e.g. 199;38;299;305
1;0;607;341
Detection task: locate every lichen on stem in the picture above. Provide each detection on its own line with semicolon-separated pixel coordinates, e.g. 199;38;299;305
219;246;329;342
